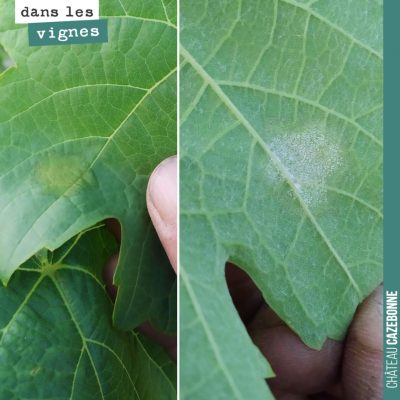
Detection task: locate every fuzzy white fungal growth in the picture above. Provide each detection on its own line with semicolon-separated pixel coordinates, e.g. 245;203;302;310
268;127;343;207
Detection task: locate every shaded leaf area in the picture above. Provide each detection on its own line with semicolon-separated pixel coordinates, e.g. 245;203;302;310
180;0;382;399
0;226;176;399
0;0;177;333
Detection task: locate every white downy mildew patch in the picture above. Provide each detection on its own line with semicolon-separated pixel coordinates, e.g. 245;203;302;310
268;126;343;207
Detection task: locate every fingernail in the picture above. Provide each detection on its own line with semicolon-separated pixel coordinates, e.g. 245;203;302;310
148;156;177;226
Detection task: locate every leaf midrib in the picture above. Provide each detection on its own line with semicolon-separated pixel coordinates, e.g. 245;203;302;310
180;44;363;300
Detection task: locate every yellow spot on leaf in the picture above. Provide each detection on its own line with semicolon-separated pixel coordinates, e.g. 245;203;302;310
32;152;98;198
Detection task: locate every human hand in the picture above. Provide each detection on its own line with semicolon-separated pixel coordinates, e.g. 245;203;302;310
226;263;383;400
103;156;178;360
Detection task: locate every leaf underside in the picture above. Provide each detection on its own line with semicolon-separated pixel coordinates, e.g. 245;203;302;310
0;225;177;399
180;0;383;399
0;0;177;333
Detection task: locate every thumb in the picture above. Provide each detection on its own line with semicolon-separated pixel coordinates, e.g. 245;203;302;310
342;284;383;400
147;156;178;273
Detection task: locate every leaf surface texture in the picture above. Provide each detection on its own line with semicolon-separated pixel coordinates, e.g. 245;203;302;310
179;0;383;398
0;0;177;332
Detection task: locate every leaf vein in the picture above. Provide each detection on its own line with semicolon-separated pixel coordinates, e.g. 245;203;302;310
216;81;382;147
0;274;45;345
180;44;363;301
51;276;106;400
279;0;382;59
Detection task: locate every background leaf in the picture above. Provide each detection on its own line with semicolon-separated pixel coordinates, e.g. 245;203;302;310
0;225;176;399
0;0;177;333
180;0;383;398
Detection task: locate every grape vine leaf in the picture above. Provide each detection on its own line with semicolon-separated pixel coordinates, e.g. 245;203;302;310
180;0;383;398
0;0;177;333
0;225;176;399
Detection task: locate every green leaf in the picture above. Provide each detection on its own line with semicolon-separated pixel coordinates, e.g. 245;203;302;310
0;0;177;333
0;225;177;399
180;0;382;398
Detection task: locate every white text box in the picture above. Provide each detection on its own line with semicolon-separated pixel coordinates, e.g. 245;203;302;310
15;0;99;23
